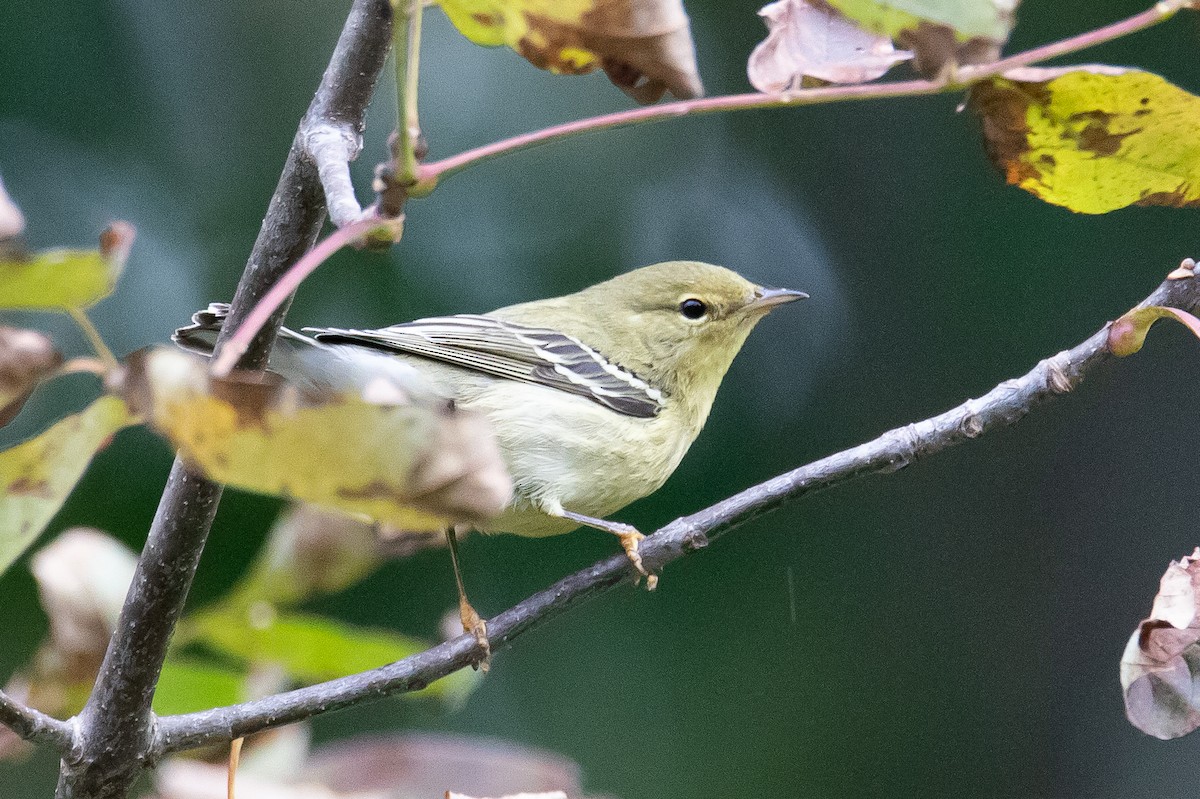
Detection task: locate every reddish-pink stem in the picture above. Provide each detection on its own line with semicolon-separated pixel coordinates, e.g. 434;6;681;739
419;0;1188;184
216;1;1189;372
210;215;386;377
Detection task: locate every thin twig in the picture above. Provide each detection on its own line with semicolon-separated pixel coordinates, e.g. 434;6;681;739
151;269;1200;755
53;2;395;797
0;689;74;753
418;0;1190;184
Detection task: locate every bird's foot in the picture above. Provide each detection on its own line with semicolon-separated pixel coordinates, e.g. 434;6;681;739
613;525;658;591
459;597;491;672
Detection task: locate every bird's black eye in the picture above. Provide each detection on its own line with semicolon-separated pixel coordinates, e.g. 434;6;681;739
679;298;708;320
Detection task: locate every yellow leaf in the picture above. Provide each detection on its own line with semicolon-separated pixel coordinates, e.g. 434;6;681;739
970;67;1200;214
0;221;134;309
437;0;703;103
121;348;511;531
0;396;135;577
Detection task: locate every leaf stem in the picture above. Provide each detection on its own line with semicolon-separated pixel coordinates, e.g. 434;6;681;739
418;0;1190;184
392;0;424;187
67;308;118;371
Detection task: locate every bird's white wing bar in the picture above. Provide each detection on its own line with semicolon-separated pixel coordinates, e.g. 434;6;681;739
306;314;664;419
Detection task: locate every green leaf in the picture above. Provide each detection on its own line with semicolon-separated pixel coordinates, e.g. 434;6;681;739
188;609;477;702
0;396;135;577
970;67;1200;214
0;221;134;309
825;0;1017;43
154;659;247;716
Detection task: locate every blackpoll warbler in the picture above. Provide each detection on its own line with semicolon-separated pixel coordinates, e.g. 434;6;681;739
177;260;806;655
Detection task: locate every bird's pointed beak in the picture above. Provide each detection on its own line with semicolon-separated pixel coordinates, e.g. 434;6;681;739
748;285;809;312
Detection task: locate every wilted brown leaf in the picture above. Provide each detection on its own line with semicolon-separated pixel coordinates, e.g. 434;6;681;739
748;0;910;91
1122;548;1200;739
438;0;703;103
0;327;63;427
118;347;511;531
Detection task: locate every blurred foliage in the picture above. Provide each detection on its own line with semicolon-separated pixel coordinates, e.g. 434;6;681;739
3;0;1200;797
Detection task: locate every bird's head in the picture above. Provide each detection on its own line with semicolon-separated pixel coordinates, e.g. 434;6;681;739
543;260;807;423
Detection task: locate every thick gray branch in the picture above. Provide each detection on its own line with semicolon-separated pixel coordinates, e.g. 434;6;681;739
151;269;1200;756
54;2;394;797
0;689;73;752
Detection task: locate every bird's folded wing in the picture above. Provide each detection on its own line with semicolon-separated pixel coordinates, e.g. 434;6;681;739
305;314;664;419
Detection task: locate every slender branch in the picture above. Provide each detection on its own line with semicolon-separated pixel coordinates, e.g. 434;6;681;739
54;3;395;798
152;268;1200;755
0;689;73;753
419;0;1190;184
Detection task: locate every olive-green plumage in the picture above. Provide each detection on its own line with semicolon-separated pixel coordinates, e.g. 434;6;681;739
352;260;807;538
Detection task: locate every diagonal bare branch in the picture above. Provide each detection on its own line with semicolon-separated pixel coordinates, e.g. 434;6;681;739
151;269;1200;756
0;689;73;753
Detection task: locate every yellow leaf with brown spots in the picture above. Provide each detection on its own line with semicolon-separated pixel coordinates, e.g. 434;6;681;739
437;0;703;103
970;67;1200;214
0;396;135;578
120;347;511;532
0;221;134;310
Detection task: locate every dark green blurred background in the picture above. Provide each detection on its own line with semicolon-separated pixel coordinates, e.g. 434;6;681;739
3;1;1200;796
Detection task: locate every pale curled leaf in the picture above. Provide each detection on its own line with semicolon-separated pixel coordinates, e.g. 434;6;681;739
0;175;25;242
150;734;587;799
118;347;512;531
970;67;1200;214
0;396;135;578
0;527;138;761
437;0;703;103
447;793;568;799
0;327;63;428
0;221;134;309
749;0;911;91
31;528;137;658
1106;305;1200;357
1122;548;1200;739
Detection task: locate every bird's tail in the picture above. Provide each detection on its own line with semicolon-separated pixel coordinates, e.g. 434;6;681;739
172;303;317;356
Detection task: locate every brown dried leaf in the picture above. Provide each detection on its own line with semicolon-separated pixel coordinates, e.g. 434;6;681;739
0;326;63;428
748;0;910;91
438;0;703;103
1122;548;1200;739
